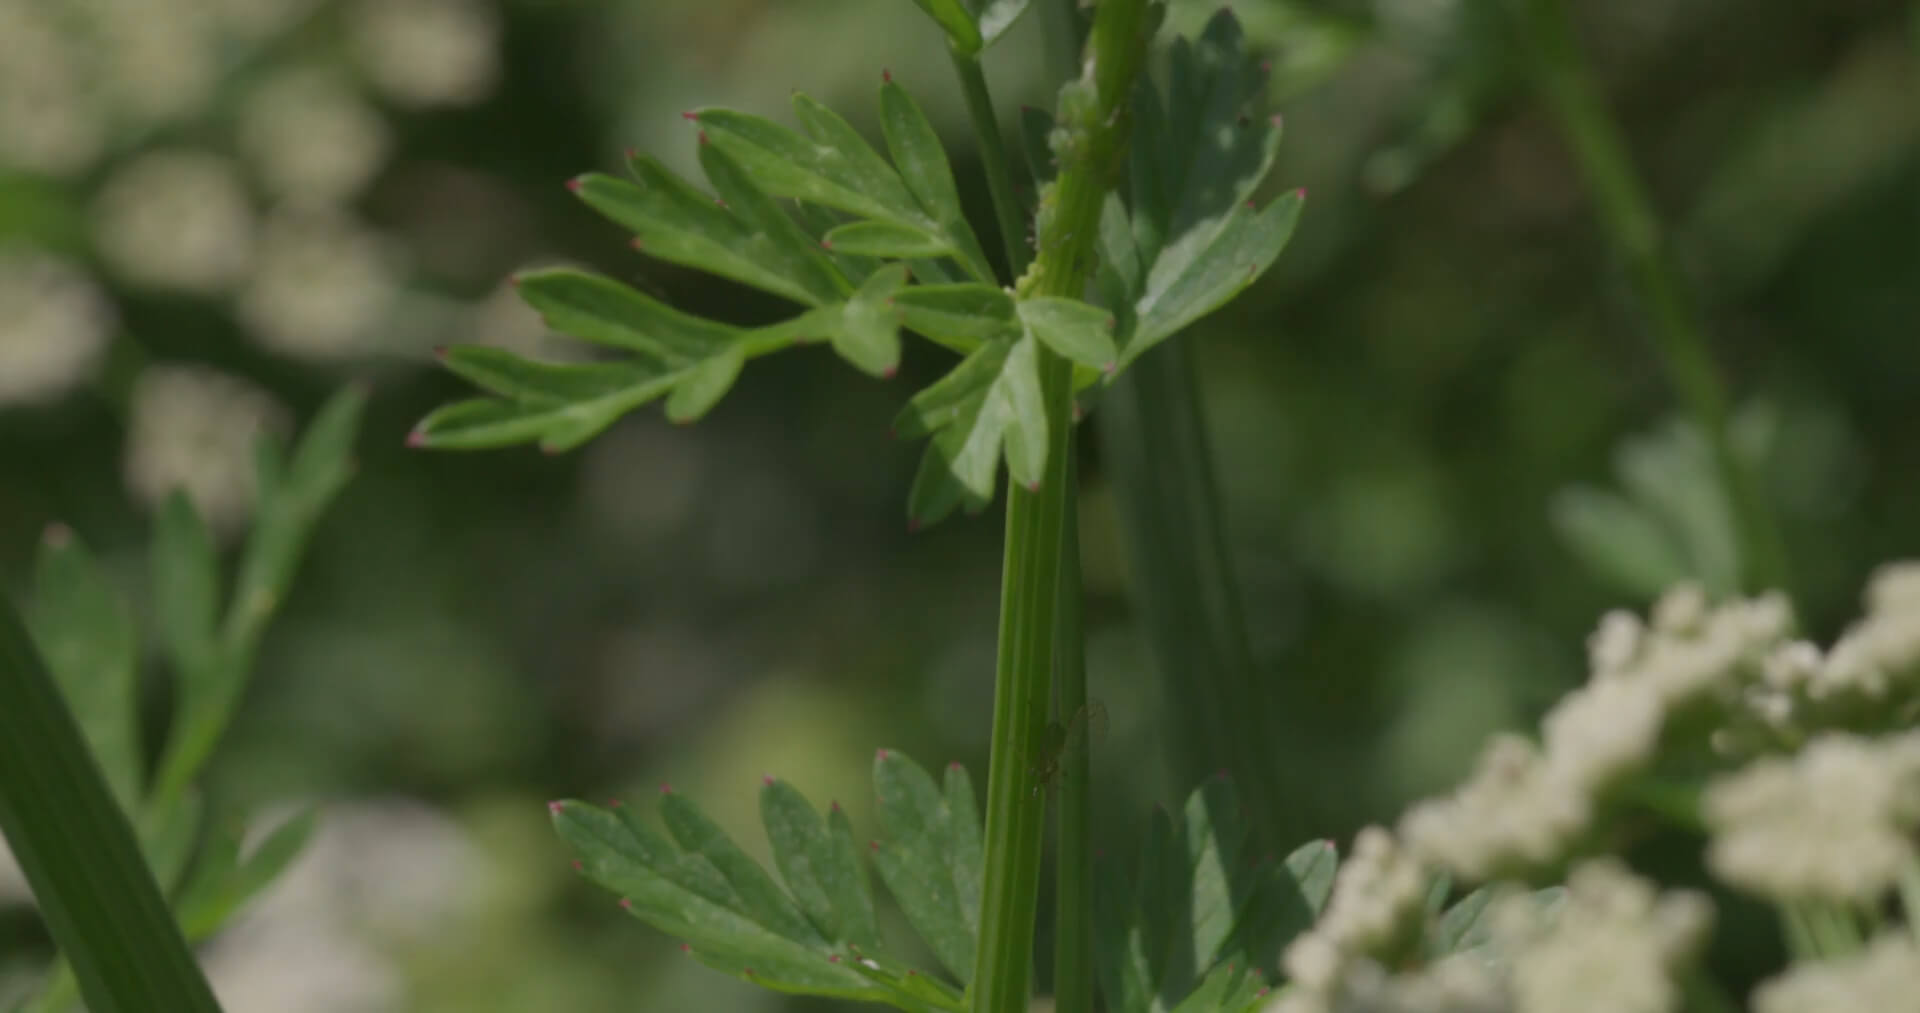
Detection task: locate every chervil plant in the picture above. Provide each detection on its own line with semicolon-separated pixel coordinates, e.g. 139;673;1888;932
410;0;1311;1009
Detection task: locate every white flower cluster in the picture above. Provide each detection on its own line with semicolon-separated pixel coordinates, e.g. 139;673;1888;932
0;248;115;406
124;365;288;534
348;0;501;108
1747;562;1920;727
1282;827;1432;995
1495;860;1712;1013
1751;933;1920;1013
1400;584;1794;879
1702;731;1920;903
1271;856;1710;1013
93;149;257;295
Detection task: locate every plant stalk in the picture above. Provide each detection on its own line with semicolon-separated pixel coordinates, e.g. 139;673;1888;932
1052;448;1093;1013
950;49;1033;279
970;1;1154;1007
0;598;222;1013
1511;0;1791;598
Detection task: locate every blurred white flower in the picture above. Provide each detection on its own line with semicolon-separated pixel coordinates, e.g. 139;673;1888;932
1399;735;1589;880
1818;561;1920;705
0;248;114;405
349;0;500;108
212;0;322;44
1281;826;1431;999
239;68;391;204
124;365;288;534
90;0;222;125
1751;933;1920;1013
1587;609;1645;675
238;208;402;360
204;798;496;1013
0;0;105;175
1496;859;1712;1013
469;269;596;362
1703;732;1920;903
1268;954;1508;1013
93;149;256;295
1540;676;1663;794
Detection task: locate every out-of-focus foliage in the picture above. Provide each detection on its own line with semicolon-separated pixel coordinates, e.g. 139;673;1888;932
3;0;1917;1009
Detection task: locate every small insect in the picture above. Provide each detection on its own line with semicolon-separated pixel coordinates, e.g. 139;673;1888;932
1029;699;1108;798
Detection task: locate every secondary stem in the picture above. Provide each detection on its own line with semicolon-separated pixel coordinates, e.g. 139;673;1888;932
969;1;1154;1007
1512;0;1792;598
1052;449;1093;1013
950;50;1032;278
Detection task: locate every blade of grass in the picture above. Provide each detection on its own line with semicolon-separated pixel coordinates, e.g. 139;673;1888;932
0;597;223;1013
1508;0;1791;600
1096;338;1296;852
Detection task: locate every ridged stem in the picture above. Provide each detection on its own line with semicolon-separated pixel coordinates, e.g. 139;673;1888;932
950;49;1033;278
1051;447;1093;1013
969;2;1153;1007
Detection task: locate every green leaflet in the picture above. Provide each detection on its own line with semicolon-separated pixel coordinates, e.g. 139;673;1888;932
905;0;1031;54
871;749;983;985
26;530;141;809
551;755;977;1012
898;332;1049;527
176;809;318;941
1018;296;1118;372
826;220;957;260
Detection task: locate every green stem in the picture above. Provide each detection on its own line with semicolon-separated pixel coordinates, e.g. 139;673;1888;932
1096;340;1295;851
950;49;1032;278
0;599;222;1013
1511;0;1791;599
1779;902;1820;962
970;3;1154;1008
1052;448;1093;1013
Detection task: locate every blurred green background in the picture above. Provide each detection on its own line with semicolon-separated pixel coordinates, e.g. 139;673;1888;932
1;0;1916;1008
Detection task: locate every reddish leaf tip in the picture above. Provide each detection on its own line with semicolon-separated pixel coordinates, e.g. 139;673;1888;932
1258;987;1270;997
1025;480;1040;492
698;130;710;146
680;110;698;121
881;364;898;380
507;274;522;287
713;197;726;209
1294;186;1307;199
405;430;427;448
743;968;755;977
819;239;833;250
42;522;72;547
906;970;917;977
948;760;962;770
1102;361;1117;376
830;800;842;811
876;748;890;760
609;797;625;807
762;774;775;786
570;858;582;871
1260;59;1273;74
431;344;449;360
681;942;691;952
828;954;841;963
1271;114;1284;128
907;517;922;533
630;237;646;250
660;782;673;794
547;800;565;813
1245;199;1256;210
881;68;893;83
869;840;880;852
618;898;632;910
565;177;582;192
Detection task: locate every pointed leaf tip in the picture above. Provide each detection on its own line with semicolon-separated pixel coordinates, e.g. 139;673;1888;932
882;68;893;83
680;110;697;121
432;345;449;360
762;774;775;786
876;748;891;760
570;858;582;871
42;522;71;547
881;365;898;379
405;430;426;448
566;177;582;192
660;783;673;794
619;897;632;909
547;800;565;813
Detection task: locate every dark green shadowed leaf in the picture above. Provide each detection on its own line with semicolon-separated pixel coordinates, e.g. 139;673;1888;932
552;788;966;1011
1122;191;1302;369
151;493;220;690
27;528;140;809
1017;296;1117;372
824;220;954;260
0;600;223;1013
871;749;977;984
